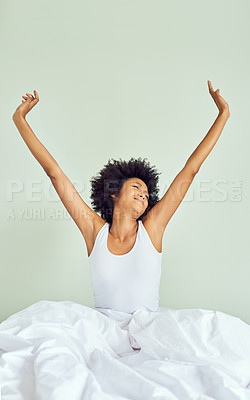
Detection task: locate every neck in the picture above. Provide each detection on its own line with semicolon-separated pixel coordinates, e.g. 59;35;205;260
109;212;139;241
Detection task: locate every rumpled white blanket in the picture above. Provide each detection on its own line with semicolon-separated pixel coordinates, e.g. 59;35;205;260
0;300;250;400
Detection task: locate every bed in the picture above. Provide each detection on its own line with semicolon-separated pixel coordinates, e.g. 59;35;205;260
0;300;250;399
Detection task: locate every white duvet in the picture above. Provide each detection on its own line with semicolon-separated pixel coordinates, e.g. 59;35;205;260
0;301;250;400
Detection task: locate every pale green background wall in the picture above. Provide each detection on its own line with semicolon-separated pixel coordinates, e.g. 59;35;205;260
1;0;249;323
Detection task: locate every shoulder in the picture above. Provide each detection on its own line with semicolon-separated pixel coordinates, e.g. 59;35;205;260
93;215;107;238
87;215;107;257
141;215;164;254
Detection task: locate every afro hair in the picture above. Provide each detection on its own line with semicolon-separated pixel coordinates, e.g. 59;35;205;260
89;157;162;224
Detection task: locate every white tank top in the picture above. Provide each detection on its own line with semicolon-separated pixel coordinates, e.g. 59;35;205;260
88;220;162;314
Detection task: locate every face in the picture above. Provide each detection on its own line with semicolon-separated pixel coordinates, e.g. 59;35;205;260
110;177;149;217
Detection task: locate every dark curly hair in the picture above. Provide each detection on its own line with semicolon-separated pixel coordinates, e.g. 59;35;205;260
89;157;162;224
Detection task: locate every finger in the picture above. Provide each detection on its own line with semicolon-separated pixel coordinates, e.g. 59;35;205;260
26;93;33;100
208;80;214;92
34;90;39;101
22;96;28;100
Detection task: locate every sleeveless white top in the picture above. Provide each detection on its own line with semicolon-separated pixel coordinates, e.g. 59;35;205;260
88;220;162;314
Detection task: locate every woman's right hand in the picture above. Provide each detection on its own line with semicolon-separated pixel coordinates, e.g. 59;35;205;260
13;90;39;119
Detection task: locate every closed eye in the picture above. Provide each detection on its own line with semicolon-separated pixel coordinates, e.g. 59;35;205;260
132;185;149;200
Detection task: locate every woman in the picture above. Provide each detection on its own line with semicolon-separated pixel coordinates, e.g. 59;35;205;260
6;84;250;399
12;81;230;317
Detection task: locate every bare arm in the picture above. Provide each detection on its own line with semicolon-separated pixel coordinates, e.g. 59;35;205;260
147;80;230;231
12;113;60;177
185;80;230;174
12;90;100;251
12;90;61;177
185;110;230;174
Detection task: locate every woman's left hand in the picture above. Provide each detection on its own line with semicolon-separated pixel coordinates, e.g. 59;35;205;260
208;80;230;116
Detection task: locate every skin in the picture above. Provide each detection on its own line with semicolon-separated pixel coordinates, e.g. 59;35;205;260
109;177;149;241
12;80;230;253
107;80;230;243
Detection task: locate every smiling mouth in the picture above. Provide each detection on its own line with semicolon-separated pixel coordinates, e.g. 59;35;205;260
135;198;143;205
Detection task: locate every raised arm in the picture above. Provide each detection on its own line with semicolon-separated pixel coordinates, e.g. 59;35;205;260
12;90;100;253
184;81;230;174
147;80;230;232
12;91;60;177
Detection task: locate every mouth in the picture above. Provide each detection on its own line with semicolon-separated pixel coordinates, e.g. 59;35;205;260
135;198;144;205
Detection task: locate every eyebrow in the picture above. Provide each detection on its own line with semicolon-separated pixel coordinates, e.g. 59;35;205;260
131;181;149;195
